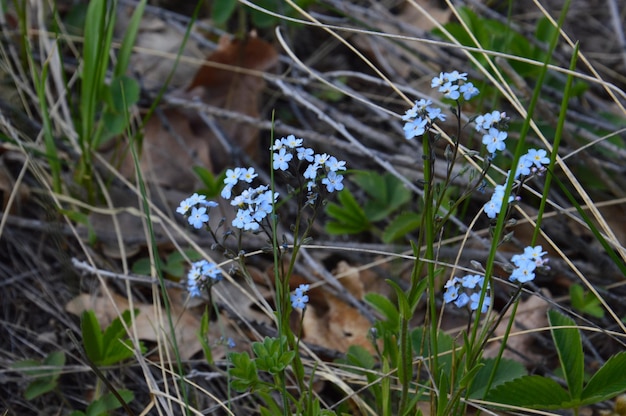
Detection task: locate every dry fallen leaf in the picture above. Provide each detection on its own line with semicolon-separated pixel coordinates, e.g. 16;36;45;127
65;287;203;360
110;33;278;191
483;289;551;365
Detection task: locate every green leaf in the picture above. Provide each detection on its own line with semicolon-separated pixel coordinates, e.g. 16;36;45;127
228;351;259;392
344;345;375;370
485;375;572;409
353;171;411;222
81;310;104;364
85;390;134;415
325;189;370;235
364;292;399;332
114;0;146;78
548;310;584;399
581;351;626;404
212;0;238;24
382;212;421;243
24;378;59;400
469;358;527;398
107;75;140;112
569;284;604;318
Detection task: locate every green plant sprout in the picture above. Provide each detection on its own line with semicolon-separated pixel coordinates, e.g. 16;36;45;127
11;351;66;400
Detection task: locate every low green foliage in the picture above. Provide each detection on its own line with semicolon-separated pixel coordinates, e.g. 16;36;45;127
486;310;626;410
80;309;144;366
211;0;316;28
11;351;66;400
69;390;135;416
325;171;421;242
570;283;605;318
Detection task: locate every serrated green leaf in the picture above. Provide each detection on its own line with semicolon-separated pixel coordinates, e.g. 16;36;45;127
485;375;572;409
548;310;584;399
325;189;370;234
382;212;421;243
581;351;626;404
81;310;104;363
364;292;399;332
469;358;527;398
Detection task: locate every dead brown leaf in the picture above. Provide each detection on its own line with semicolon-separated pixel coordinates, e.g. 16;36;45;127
65;287;203;360
483;289;551;365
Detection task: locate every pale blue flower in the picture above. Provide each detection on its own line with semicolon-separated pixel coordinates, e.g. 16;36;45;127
462;274;482;289
176;198;193;216
326;156;346;172
439;82;460;100
224;168;242;185
303;164;318;180
482;128;507;154
241;167;258;183
322;171;344;192
483;197;502;219
510;259;537;283
514;155;533;179
188;193;207;206
459;82;479;100
403;117;428;140
291;284;310;309
426;106;446;122
297;147;314;162
470;293;490;313
443;284;459;303
315;153;331;166
284;134;303;148
525;148;550;168
454;293;470;308
188;206;209;229
273;148;293;171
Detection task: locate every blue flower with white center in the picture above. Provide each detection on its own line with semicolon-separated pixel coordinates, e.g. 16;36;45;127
187;260;222;297
297;147;314;162
514;155;533;179
271;139;285;151
326;156;346;172
241;168;258;183
291;284;310;309
284;134;303;148
403;117;428;140
303;164;318;180
454;293;470;308
426;106;446;122
315;153;331;166
525;148;550;168
482;128;507;154
439;82;460;100
510;259;536;283
470;293;490;313
273;148;293;171
431;72;446;88
224;168;242;185
462;274;482;289
322;171;344;192
459;82;479;100
176;198;193;215
188;206;209;229
188;193;207;206
443;284;459;303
